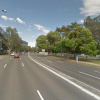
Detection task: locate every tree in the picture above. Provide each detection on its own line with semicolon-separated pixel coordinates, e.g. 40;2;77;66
5;27;22;54
84;16;100;42
68;26;99;59
56;26;70;37
56;22;81;38
61;38;75;59
80;40;99;59
54;41;62;53
0;32;8;52
47;31;60;54
36;35;47;50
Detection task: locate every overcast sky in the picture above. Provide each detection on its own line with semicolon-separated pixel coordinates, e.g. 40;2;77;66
0;0;100;47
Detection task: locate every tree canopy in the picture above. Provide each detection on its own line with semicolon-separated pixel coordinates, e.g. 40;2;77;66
36;35;47;49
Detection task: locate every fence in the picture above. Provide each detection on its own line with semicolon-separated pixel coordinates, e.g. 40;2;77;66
39;52;100;59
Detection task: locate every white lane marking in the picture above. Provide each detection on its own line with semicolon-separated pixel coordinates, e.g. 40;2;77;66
47;60;52;63
94;70;100;74
10;58;12;59
28;54;100;100
20;58;21;59
38;57;40;58
79;71;100;80
57;60;63;63
22;63;24;67
4;64;7;68
37;90;44;100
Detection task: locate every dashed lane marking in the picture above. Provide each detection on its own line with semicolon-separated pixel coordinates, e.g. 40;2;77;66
22;63;24;67
37;90;44;100
4;64;7;68
79;71;100;80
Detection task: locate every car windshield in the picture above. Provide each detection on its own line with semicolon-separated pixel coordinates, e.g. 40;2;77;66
0;0;100;100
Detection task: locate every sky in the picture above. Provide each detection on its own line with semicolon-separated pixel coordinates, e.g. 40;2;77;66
0;0;100;47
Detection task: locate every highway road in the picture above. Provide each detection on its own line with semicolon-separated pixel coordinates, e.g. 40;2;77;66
0;53;100;100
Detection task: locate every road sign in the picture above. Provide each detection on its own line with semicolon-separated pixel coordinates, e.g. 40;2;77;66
42;49;45;52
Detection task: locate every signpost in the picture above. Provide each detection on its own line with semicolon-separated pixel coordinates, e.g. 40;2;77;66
42;49;45;52
76;55;78;63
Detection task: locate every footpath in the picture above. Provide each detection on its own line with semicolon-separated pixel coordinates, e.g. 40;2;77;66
0;55;9;59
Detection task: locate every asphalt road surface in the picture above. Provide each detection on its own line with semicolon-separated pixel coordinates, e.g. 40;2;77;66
0;53;100;100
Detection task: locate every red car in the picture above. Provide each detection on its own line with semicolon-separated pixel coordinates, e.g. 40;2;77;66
14;53;20;58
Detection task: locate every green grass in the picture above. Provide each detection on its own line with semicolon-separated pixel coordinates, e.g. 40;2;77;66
69;57;100;64
87;59;100;64
49;55;100;68
0;54;10;58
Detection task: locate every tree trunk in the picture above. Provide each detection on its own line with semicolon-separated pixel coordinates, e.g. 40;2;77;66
66;49;70;59
86;55;88;59
60;48;62;57
67;52;70;59
74;53;76;58
9;48;12;55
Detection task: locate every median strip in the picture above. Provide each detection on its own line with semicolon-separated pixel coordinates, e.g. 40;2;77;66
28;53;100;100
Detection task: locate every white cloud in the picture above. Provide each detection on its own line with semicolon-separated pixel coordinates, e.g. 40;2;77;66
79;19;84;23
28;42;36;47
43;29;50;34
16;17;25;24
8;18;14;21
1;15;8;21
1;15;14;21
80;0;100;16
34;24;50;34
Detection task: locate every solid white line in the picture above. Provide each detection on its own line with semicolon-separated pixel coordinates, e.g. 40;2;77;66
22;63;24;67
28;54;100;100
79;71;100;80
4;64;7;68
37;90;44;100
94;70;100;74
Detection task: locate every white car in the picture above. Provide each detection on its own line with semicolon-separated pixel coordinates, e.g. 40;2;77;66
11;52;15;56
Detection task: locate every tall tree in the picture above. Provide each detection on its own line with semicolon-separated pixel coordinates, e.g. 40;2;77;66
56;22;82;38
36;35;47;50
68;26;99;59
84;16;100;42
61;38;75;59
6;27;22;54
47;31;60;54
